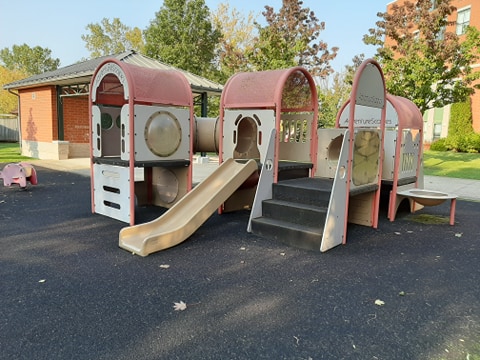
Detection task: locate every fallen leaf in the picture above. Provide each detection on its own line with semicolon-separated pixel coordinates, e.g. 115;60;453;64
293;335;300;345
159;264;170;269
374;299;385;306
173;301;187;311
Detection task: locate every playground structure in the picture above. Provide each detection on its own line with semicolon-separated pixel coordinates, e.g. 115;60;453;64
89;58;456;256
337;93;457;225
0;162;37;188
90;59;194;225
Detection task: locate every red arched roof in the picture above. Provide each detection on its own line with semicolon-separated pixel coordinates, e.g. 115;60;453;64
386;94;423;130
221;67;317;112
336;94;423;130
91;58;192;107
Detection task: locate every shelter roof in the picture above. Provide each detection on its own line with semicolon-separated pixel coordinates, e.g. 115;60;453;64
3;50;223;96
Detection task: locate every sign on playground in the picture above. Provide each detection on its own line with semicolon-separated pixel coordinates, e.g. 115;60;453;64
337;101;398;128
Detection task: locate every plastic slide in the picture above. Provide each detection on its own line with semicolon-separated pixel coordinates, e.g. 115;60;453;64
119;158;258;256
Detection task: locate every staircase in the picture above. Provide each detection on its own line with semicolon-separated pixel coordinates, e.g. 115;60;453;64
250;177;334;251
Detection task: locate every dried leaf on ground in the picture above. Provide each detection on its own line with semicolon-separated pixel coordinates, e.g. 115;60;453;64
374;299;385;306
173;301;187;311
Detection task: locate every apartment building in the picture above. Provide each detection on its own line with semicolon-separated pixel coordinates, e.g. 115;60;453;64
386;0;480;143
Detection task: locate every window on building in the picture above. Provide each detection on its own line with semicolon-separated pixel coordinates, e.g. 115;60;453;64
433;107;444;124
456;7;471;35
433;107;444;140
433;124;442;140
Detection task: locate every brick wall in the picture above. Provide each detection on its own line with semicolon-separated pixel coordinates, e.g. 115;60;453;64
63;95;90;143
19;86;57;142
467;0;480;129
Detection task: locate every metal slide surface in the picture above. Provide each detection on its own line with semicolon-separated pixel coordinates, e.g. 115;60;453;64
119;158;258;256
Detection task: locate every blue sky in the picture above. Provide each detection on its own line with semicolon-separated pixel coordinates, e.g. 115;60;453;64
0;0;389;73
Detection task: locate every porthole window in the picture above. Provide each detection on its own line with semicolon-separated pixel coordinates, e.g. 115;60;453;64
101;113;113;130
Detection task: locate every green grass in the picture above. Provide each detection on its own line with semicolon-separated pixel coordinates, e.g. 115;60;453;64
423;150;480;180
0;142;33;163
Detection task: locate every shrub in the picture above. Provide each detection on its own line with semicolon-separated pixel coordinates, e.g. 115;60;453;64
429;138;448;151
448;99;474;138
445;132;480;153
464;132;480;153
431;99;480;153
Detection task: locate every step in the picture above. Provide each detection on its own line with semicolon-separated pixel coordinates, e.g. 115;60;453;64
250;217;323;251
277;161;313;181
273;177;333;207
261;199;327;228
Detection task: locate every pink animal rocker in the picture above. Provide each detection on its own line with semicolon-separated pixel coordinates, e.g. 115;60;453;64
0;162;38;189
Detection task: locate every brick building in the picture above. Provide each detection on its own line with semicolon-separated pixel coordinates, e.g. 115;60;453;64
386;0;480;143
3;50;222;159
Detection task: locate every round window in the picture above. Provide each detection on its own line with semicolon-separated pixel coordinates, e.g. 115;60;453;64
144;111;182;157
101;113;113;130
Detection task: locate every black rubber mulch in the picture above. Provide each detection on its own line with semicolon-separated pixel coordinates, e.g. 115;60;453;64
1;166;479;360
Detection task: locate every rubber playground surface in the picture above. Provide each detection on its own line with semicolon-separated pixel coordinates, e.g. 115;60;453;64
1;165;480;360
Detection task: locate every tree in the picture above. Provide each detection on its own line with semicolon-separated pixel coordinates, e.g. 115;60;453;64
144;0;221;77
363;0;480;114
318;55;365;128
81;18;145;58
0;66;27;114
247;0;338;78
211;2;257;82
0;44;60;76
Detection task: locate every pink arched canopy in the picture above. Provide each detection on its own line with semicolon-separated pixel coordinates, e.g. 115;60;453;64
91;58;192;107
221;67;317;112
336;94;423;131
386;94;423;131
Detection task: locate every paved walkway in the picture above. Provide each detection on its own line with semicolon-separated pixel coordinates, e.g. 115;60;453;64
423;175;479;201
27;157;480;201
